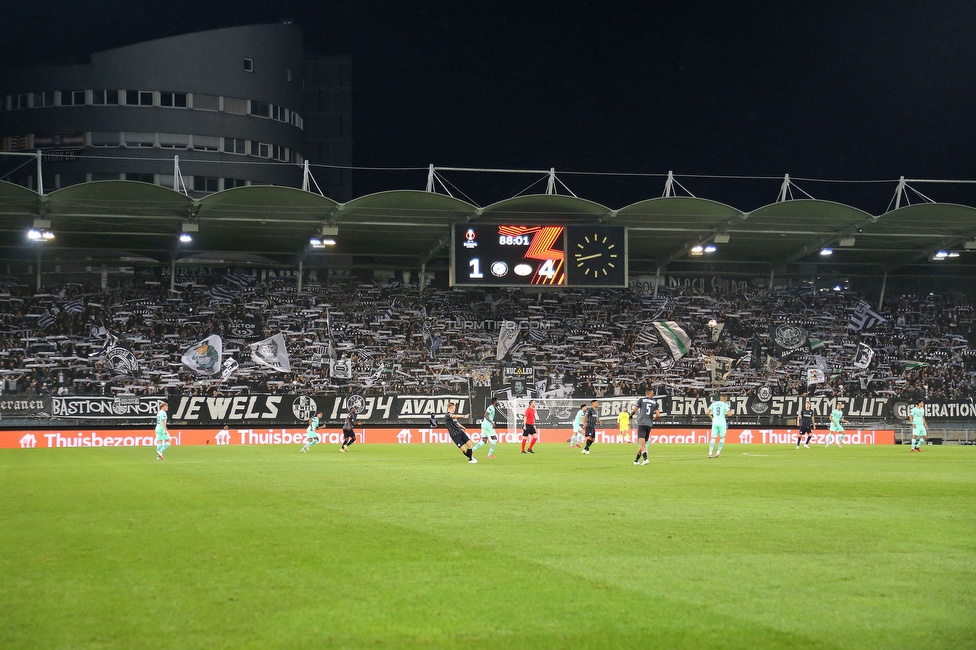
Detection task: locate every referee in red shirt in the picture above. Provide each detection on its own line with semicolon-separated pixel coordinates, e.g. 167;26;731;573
521;399;539;454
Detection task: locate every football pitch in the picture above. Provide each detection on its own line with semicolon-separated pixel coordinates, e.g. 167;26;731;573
1;443;974;649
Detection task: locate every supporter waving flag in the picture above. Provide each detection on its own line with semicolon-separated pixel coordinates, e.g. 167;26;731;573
250;332;291;372
496;320;520;360
182;335;223;375
652;321;693;362
853;342;874;369
848;300;886;332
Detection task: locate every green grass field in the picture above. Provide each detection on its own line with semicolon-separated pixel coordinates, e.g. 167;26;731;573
1;442;974;649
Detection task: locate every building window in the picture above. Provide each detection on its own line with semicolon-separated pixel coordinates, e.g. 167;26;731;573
125;90;140;105
93;90;119;105
125;173;155;184
191;135;220;151
259;143;270;158
243;58;254;72
75;90;87;105
17;94;29;109
200;177;220;192
123;132;155;147
158;133;188;149
223;97;248;115
225;138;247;154
160;92;188;108
249;101;270;118
225;178;247;189
140;91;153;106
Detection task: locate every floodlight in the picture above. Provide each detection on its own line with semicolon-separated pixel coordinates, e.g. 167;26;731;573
179;233;193;243
820;248;833;255
704;245;717;253
28;229;42;240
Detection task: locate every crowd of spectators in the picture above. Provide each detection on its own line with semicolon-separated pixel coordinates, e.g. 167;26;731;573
1;273;973;405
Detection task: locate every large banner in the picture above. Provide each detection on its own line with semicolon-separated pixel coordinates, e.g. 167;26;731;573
889;400;976;420
0;426;895;449
53;396;161;420
0;396;53;417
667;394;891;419
166;394;472;426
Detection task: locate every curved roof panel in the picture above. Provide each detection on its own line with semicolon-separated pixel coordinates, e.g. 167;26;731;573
480;194;611;221
0;180;40;216
46;180;192;217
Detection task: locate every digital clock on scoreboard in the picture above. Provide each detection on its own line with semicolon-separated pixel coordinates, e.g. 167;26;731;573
451;224;627;287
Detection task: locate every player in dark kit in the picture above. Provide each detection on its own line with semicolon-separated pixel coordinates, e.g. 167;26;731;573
630;388;661;465
445;402;478;463
796;401;815;449
340;406;358;452
582;399;601;455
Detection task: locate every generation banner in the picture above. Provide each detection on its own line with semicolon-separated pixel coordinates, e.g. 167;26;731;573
889;400;976;421
0;426;895;449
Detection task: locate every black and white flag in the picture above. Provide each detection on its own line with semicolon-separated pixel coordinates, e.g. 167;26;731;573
250;333;291;372
496;321;520;360
770;324;809;359
710;356;734;384
99;332;141;378
710;321;725;343
636;327;659;345
853;342;874;369
224;272;255;290
220;358;239;382
64;299;85;314
37;310;56;330
848;300;886;332
208;285;237;302
806;368;826;385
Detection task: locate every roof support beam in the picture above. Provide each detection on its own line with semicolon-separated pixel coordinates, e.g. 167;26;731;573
420;232;451;265
774;215;878;266
883;225;976;273
654;212;749;267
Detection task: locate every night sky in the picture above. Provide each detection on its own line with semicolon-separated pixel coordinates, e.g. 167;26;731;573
2;0;975;210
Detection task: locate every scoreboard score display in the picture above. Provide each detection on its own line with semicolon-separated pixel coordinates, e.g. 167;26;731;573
451;224;627;287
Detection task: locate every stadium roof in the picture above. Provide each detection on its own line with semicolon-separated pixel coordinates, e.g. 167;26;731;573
1;180;975;275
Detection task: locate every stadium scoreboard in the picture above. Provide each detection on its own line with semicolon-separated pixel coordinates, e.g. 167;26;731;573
451;224;627;287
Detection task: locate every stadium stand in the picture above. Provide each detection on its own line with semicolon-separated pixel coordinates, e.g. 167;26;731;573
2;276;973;407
